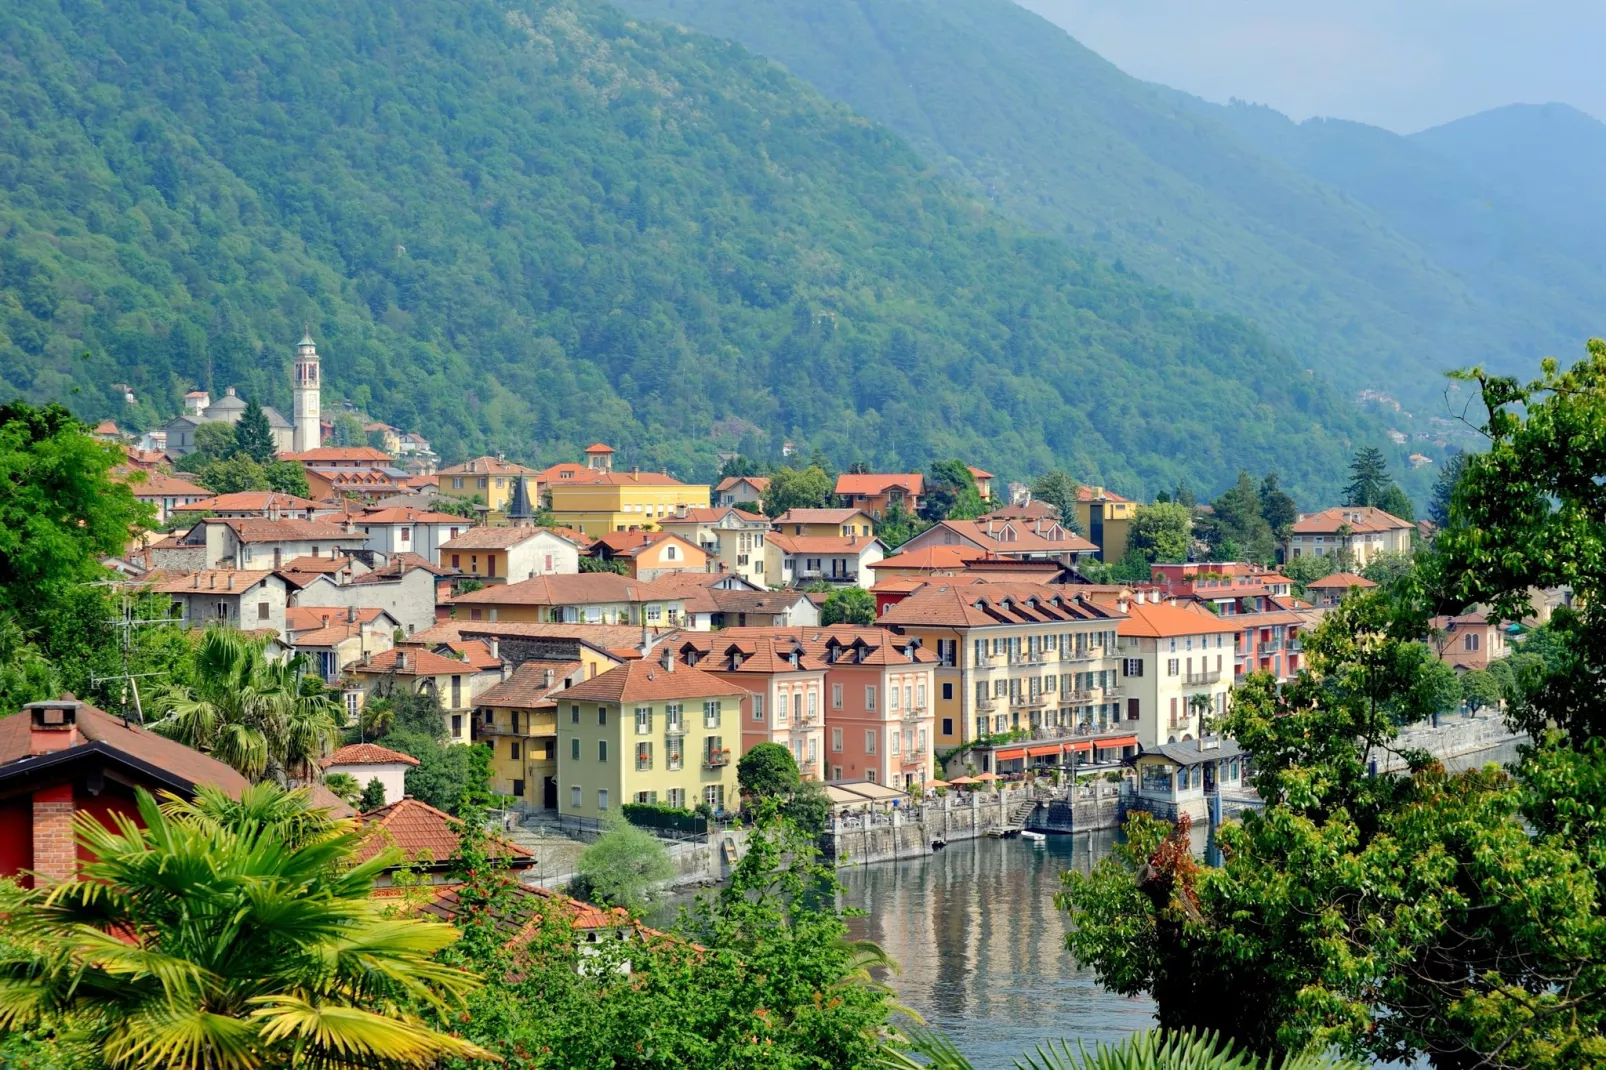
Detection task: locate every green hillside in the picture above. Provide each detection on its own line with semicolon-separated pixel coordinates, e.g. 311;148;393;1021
614;0;1598;407
0;0;1381;501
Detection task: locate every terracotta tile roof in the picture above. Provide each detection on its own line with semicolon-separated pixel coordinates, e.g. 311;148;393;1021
772;508;867;526
706;589;812;615
766;534;880;555
278;555;355;574
202;518;361;544
1304;572;1378;589
283;447;394;463
1075;486;1132;503
93;419;119;435
1114;601;1241;638
593;530;678;555
874;545;987;571
350;554;455;581
980;502;1060;521
151;569;277;593
583;443;615;454
554;470;690;487
440;639;501;671
0;696;250;796
835;473;924;497
1430;611;1494;629
451;573;678;606
714;476;770;493
682;626;938;669
355;798;531;866
126;472;211;498
1292;507;1413;535
440;526;558;550
356;648;478;677
535;462;597;484
420;883;628;935
323;742;420;767
922;519;1097;556
878;583;1118;628
474;660;583;708
659;507;767;525
553;657;750;704
358;508;470;524
438;456;540;477
177;491;323;513
453;621;676;658
545;526;596;548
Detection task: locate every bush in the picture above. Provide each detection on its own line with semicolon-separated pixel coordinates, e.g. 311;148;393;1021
574;817;675;911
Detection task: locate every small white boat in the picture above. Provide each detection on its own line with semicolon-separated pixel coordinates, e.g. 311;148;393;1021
1020;830;1046;842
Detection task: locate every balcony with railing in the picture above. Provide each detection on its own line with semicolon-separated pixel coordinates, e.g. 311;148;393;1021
1184;670;1222;686
901;705;927;722
1260;637;1284;652
1009;651;1048;667
703;748;732;769
1010;692;1049;710
1062;689;1095;704
975;696;998;712
1062;648;1099;663
900;748;928;767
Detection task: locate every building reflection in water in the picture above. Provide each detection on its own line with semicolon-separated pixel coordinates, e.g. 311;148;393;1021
838;833;1155;1069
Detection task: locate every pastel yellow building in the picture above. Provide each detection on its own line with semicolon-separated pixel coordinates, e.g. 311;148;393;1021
554;653;747;819
547;470;711;536
1070;487;1135;563
435;456;539;512
473;660;584;810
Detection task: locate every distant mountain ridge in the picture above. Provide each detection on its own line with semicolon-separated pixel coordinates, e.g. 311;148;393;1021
0;0;1382;503
615;0;1605;406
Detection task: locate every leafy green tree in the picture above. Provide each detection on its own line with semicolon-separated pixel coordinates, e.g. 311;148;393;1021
0;614;60;712
377;729;490;815
1427;449;1467;529
1030;470;1080;526
1377;481;1415;522
578;555;629;574
359;776;388;811
1459;668;1503;712
1127;502;1191;564
1280;553;1336;597
232;399;277;464
1343;446;1395;508
1257;472;1297;539
329;413;366;447
196;453;268;494
718;454;764;479
876;500;928;549
150;630;340;783
322;771;361;805
0;784;492;1070
921;459;985;521
763;464;834;518
780;776;832;835
737;741;801;797
264;460;310;497
821;585;876;626
1202;470;1276;563
574;815;675;911
1359;549;1416;589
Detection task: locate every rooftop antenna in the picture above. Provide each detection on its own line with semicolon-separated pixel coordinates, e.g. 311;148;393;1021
85;579;183;726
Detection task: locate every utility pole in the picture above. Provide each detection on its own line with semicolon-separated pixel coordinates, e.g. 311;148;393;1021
86;580;183;726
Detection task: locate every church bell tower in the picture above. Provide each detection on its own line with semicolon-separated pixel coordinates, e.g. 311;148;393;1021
292;333;321;453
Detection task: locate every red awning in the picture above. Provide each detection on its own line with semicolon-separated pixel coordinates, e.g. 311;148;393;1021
1068;740;1093;753
1094;735;1138;750
1027;745;1061;758
994;748;1026;761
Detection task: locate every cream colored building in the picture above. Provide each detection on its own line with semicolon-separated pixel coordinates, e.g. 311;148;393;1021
1109;597;1240;748
1287;507;1414;567
554;654;748;818
877;583;1125;752
657;507;772;588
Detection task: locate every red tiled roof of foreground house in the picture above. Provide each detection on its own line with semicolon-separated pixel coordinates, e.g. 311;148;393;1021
356;648;478;677
874;545;987;571
0;696;251;796
766;534;880;555
355;798;530;866
686;626;938;669
1304;572;1378;589
967;465;994;480
1113;600;1240;638
835;473;924;497
420;883;630;935
1292;507;1413;535
553;657;749;704
177;491;324;514
127;472;211;498
322;743;420;768
715;475;770;493
451;572;672;606
282;446;393;464
878;583;1118;627
474;660;584;708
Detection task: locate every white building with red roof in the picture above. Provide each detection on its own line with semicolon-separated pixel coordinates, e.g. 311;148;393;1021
321;742;419;807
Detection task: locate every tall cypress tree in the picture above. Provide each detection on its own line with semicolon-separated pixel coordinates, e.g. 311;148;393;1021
234;400;278;464
1344;447;1391;507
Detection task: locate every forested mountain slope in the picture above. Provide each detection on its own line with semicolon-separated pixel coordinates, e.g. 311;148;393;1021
0;0;1380;500
617;0;1600;406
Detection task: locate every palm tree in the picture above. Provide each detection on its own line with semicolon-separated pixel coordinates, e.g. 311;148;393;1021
150;629;340;783
879;1027;1356;1070
0;784;496;1069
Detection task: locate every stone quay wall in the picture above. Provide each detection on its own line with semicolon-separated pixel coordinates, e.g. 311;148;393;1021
1379;712;1526;773
822;785;1041;868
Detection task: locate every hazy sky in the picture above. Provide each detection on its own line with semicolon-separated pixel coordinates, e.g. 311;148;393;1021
1017;0;1605;133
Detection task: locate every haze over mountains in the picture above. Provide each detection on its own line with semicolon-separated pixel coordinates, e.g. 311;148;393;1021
619;0;1606;412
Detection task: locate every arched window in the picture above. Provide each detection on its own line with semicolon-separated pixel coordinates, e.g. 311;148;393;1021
1465;633;1480;652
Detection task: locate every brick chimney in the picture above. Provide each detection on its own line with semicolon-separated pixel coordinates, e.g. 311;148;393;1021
25;699;81;755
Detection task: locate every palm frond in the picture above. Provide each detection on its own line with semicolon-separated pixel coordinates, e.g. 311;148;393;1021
248;995;500;1065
